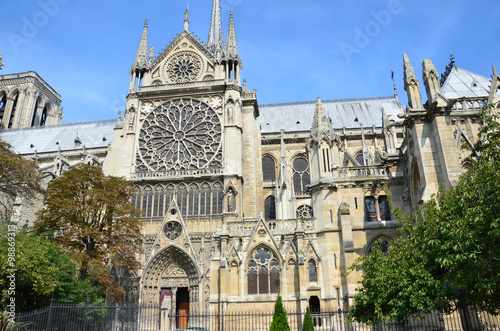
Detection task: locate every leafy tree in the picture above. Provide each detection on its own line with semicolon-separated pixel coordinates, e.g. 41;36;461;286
270;292;290;331
347;107;500;326
0;138;43;222
302;306;315;331
34;164;142;301
0;225;100;311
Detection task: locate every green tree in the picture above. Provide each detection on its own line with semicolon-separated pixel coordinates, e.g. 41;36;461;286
0;225;99;311
270;293;290;331
34;164;142;302
302;306;315;331
0;138;43;222
348;107;500;326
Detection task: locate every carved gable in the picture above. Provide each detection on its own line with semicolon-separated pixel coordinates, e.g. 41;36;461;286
150;32;215;84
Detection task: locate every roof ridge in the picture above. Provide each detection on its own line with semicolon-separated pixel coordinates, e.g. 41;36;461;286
1;118;117;132
259;95;397;108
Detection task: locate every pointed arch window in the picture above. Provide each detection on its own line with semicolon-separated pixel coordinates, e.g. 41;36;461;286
292;155;310;194
200;183;211;215
144;186;153;217
153;186;164;217
308;259;317;283
212;182;223;215
177;184;188;216
247;247;280;294
355;151;372;166
264;196;276;220
262;155;276;182
367;237;392;255
188;183;200;216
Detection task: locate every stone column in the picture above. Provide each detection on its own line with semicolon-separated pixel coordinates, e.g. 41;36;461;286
160;294;172;331
1;96;15;129
11;89;26;129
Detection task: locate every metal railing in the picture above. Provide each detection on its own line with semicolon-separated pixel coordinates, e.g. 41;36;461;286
15;303;500;331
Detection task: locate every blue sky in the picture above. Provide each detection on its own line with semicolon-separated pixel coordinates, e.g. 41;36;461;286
1;0;499;123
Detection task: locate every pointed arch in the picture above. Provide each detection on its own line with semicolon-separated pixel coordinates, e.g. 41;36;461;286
142;244;200;288
292;154;310;194
308;259;317;283
262;154;277;182
264;195;276;220
246;245;281;295
365;234;394;256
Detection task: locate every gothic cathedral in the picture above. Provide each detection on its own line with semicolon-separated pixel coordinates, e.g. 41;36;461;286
2;0;500;314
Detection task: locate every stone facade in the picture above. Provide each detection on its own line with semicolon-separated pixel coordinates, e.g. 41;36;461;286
1;0;499;316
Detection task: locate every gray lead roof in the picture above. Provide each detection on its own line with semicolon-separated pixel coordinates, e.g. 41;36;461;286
1;119;117;155
257;96;404;133
441;66;490;99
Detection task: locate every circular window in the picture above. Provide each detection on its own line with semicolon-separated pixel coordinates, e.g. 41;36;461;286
136;98;223;172
164;221;182;241
166;51;202;83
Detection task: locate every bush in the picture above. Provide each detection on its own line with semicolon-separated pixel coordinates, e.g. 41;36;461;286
269;293;290;331
302;306;315;331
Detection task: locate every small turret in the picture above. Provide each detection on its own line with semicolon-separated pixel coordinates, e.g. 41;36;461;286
422;59;446;107
129;19;150;91
225;10;239;59
131;19;149;72
311;97;333;141
403;53;424;110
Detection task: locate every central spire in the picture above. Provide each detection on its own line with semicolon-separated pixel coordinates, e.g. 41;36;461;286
206;0;223;55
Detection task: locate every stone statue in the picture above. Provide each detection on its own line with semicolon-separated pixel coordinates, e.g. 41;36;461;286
0;52;4;70
149;45;154;63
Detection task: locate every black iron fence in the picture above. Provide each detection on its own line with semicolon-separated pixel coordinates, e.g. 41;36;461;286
15;303;500;331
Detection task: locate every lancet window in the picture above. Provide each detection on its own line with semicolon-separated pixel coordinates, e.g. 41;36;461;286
264;196;276;220
262;155;276;182
292;155;310;195
132;181;223;218
308;259;317;282
247;247;280;295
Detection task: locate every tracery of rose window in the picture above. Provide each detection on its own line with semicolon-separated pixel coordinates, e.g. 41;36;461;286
136;98;222;172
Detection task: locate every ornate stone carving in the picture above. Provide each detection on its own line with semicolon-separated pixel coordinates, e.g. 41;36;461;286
296;205;313;219
165;51;202;83
164;262;187;276
136;98;223;172
164;221;182;241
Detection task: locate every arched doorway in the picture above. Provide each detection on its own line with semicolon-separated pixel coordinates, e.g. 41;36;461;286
142;245;200;329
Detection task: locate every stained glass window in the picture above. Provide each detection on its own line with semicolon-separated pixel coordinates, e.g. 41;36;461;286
262;156;276;182
292;155;310;194
265;196;276;220
247;247;280;294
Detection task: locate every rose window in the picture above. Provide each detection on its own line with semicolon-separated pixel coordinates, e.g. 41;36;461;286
296;205;313;219
166;52;202;83
137;98;223;172
164;221;182;240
